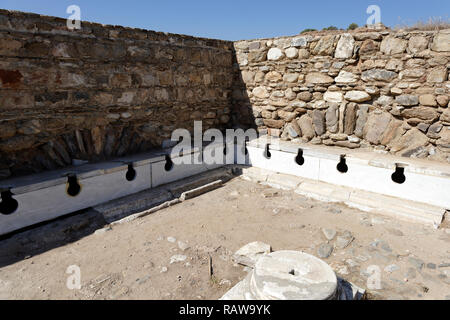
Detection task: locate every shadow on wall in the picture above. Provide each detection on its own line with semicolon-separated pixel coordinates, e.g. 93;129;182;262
230;47;257;131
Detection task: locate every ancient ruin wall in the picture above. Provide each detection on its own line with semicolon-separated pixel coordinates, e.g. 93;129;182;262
0;10;234;180
232;29;450;162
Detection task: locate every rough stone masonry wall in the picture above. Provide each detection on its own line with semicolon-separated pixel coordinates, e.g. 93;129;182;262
0;10;234;180
232;28;450;162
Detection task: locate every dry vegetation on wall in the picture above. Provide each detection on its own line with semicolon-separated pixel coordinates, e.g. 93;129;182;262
394;17;450;31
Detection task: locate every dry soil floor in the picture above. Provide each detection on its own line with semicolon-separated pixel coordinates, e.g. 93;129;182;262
0;177;449;300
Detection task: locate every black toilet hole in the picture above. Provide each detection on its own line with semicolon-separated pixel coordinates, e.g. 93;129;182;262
263;144;271;159
391;166;406;184
295;149;305;166
0;191;19;215
337;155;348;173
126;164;137;181
67;175;81;197
164;155;174;172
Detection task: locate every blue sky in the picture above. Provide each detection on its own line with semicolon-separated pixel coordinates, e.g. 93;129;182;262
0;0;448;40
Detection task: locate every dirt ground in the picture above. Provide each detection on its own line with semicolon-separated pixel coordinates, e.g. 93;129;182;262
0;177;449;300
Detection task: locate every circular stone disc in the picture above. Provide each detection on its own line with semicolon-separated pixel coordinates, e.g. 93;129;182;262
251;251;337;300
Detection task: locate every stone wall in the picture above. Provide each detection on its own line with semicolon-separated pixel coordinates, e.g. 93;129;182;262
0;10;234;179
1;10;450;181
232;28;450;162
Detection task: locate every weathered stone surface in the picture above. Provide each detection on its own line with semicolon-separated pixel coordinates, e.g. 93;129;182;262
363;112;393;144
437;127;450;150
381;119;404;145
267;48;284;61
241;70;255;83
408;36;429;53
390;128;429;156
305;72;334;84
252;86;269;99
427;66;448;83
380;36;407;54
298;48;310;59
335;34;355;59
335;233;354;249
344;91;371;102
395;95;419;106
263;119;284;129
436;95;449;107
335;71;358;84
283;73;299;83
361;69;397;82
298;115;315;140
232;241;272;267
0;123;16;139
312;35;336;56
248;50;267;63
285;47;298;59
354;104;369;138
431;30;450;52
419;94;437;107
324;91;343;103
0;135;36;152
322;228;336;241
360;39;379;54
298;91;313;102
325;104;339;133
441;109;450;123
399;69;425;80
312;110;325;136
344;103;357;134
317;243;333;258
375;95;394;106
291;37;308;48
265;71;282;82
427;122;443;139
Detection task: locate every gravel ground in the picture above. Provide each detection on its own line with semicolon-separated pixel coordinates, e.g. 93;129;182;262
0;177;449;300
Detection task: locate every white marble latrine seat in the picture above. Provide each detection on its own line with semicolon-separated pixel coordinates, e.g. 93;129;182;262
246;137;450;210
0;141;230;235
1;136;449;235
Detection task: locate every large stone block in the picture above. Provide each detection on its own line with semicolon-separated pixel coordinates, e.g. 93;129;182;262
380;36;407;55
363;112;393;144
335;34;355;59
305;72;334;84
431;30;450;52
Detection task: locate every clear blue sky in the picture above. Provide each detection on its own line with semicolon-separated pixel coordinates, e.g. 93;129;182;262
1;0;448;40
